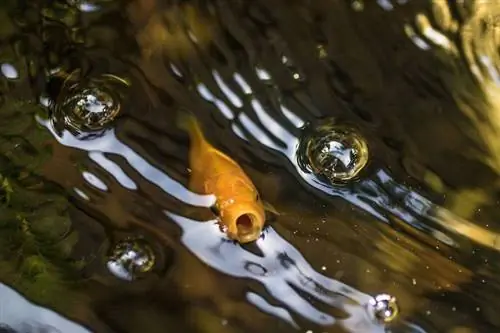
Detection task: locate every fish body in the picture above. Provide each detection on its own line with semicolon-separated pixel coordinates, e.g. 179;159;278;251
177;112;266;243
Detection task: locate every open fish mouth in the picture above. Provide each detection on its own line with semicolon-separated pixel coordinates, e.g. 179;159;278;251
235;213;261;243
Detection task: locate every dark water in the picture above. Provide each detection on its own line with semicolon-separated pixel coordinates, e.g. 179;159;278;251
1;0;500;332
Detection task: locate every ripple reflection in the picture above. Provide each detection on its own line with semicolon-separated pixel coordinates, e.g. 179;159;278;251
0;283;90;333
35;116;215;208
164;210;384;331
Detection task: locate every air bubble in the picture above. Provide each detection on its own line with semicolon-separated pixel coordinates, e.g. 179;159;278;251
52;70;129;134
106;238;155;281
366;293;399;323
300;120;369;182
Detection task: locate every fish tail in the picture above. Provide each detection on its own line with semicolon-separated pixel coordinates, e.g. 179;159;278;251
176;110;206;145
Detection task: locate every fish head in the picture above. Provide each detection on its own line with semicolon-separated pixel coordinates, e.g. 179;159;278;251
220;196;266;243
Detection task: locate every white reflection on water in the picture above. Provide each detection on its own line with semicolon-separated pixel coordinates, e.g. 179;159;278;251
33;77;440;331
201;72;438;228
0;283;90;333
203;71;496;250
246;292;299;329
82;171;108;191
164;210;386;332
35;105;383;329
35;116;215;208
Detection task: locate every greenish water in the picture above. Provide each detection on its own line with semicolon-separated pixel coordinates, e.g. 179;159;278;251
1;0;500;332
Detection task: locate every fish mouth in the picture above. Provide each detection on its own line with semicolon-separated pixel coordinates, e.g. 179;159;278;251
235;213;260;243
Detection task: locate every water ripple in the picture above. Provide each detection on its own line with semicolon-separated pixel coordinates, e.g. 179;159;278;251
164;210;385;331
35;116;215;208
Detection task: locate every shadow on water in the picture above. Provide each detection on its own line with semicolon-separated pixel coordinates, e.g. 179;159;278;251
2;0;500;332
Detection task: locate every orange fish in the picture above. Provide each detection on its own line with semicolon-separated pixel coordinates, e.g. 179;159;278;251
177;112;276;243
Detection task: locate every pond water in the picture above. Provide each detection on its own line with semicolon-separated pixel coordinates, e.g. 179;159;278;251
1;0;500;332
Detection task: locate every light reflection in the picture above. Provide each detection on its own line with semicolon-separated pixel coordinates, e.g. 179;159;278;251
214;99;235;119
238;113;282;151
230;123;248;140
36;116;216;208
213;70;243;108
82;171;108;191
376;0;394;11
200;71;490;251
246;292;299;329
196;83;235;119
170;63;183;78
415;14;454;51
255;67;272;81
88;151;136;190
251;98;293;145
73;187;90;201
0;63;18;80
479;55;500;84
233;73;253;94
404;25;431;51
0;283;90;333
77;2;100;13
280;104;305;128
164;210;382;330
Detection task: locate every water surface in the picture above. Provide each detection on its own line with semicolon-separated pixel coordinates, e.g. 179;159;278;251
1;0;500;332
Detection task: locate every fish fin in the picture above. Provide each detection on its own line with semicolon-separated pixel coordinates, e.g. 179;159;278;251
263;201;280;223
263;201;280;215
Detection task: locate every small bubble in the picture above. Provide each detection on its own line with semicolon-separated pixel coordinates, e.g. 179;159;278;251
107;238;155;281
367;293;399;323
301;120;369;182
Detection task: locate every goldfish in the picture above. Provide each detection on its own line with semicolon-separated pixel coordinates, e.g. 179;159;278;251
177;111;275;243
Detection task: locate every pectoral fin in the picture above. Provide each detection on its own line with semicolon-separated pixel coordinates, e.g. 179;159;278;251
263;201;280;215
263;201;280;223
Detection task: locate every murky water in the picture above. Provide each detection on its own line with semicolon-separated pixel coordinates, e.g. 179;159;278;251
1;0;500;332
